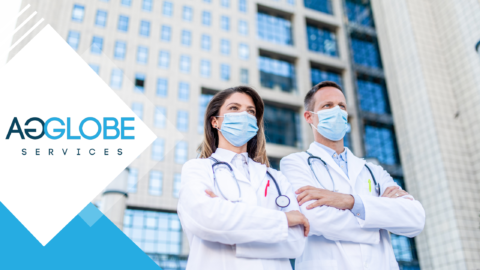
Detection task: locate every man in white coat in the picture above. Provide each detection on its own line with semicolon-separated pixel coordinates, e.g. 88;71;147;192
281;81;425;270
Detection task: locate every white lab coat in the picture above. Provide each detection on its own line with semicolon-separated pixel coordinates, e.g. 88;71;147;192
280;142;425;270
178;149;305;270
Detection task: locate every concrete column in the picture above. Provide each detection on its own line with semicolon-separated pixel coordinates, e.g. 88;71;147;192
100;168;129;230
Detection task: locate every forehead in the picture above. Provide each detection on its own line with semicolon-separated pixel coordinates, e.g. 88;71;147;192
312;87;346;105
223;92;255;107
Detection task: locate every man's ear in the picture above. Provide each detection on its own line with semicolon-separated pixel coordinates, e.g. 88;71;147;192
304;111;313;125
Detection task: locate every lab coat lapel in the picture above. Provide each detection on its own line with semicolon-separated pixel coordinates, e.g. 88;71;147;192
248;158;267;192
210;153;251;184
346;148;366;188
307;142;350;184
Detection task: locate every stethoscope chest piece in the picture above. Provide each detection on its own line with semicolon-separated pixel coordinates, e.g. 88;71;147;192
276;195;290;208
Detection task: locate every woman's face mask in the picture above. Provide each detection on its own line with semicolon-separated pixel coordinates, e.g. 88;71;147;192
216;111;259;147
310;105;348;141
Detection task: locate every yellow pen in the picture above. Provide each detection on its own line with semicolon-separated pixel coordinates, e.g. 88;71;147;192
368;179;372;193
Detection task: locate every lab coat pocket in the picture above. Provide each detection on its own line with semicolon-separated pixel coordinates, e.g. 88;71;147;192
363;177;375;196
261;179;281;210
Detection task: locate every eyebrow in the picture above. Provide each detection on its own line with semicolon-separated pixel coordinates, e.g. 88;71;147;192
226;102;255;109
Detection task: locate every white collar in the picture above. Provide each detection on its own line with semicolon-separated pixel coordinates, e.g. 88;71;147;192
214;148;249;163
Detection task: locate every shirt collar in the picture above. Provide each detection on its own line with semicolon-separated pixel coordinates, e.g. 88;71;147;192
214;148;248;163
314;141;347;161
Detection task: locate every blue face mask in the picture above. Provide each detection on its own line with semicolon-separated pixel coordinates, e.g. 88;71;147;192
310;106;348;141
217;111;259;147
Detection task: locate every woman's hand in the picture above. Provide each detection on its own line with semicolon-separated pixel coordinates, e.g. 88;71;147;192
205;190;218;198
285;210;310;237
381;186;412;200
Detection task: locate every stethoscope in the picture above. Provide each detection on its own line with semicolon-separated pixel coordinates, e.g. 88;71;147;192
305;151;380;195
209;157;290;208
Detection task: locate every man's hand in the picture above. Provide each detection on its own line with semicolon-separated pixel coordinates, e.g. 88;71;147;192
205;190;218;198
381;186;412;200
285;210;310;237
296;186;354;210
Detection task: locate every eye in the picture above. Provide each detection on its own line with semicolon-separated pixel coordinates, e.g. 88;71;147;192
248;109;256;115
340;105;346;109
323;104;331;108
229;105;238;111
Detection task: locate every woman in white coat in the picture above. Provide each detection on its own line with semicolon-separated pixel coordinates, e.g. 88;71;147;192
178;86;309;270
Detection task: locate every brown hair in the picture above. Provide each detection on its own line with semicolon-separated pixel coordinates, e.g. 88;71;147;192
198;86;270;167
304;81;343;111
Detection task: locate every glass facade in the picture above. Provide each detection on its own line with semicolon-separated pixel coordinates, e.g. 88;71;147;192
161;25;172;42
311;67;342;87
127;168;138;193
137;46;149;64
178;82;190;101
364;124;398;165
259;56;296;92
201;34;211;51
158;50;170;69
91;36;103;54
264;104;301;147
118;15;129;32
306;24;338;57
345;0;374;27
181;30;192;47
220;16;230;31
173;173;181;198
175;141;188;164
163;1;173;17
351;37;381;69
239;43;249;60
71;4;85;22
220;39;230;55
156;78;168;97
183;6;193;21
95;10;107;27
202;11;211;26
132;102;144;119
142;0;153;12
177;111;189;132
114;41;126;60
140;20;151;37
110;69;123;89
220;64;230;81
67;31;80;50
179;55;191;73
154;106;167;128
357;77;389;114
257;12;292;45
200;59;211;77
152;138;165;161
149;170;163;196
238;20;248;35
304;0;332;14
134;73;146;93
198;93;214;133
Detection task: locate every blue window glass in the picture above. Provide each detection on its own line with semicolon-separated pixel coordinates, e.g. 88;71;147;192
393;177;405;190
71;4;85;22
149;170;163;196
287;0;295;5
67;31;80;50
202;11;211;26
158;50;170;69
134;73;146;93
311;67;342;87
240;68;249;84
259;56;296;92
161;25;172;41
239;0;247;12
154;106;167;128
178;82;190;101
257;12;292;45
110;69;123;89
163;1;173;17
351;37;381;69
343;123;352;149
200;59;211;77
136;46;149;64
357;77;389;114
203;0;211;3
118;15;129;32
183;6;193;21
114;41;126;60
89;64;100;74
121;0;131;7
127;168;138;193
95;10;107;27
139;20;151;37
307;24;338;57
238;20;248;35
132;102;144;119
180;55;191;73
198;94;214;133
152;138;165;161
123;209;182;255
220;16;230;31
364;125;398;165
177;111;189;132
142;0;153;11
91;36;103;54
175;141;188;164
304;0;332;14
173;173;181;198
390;234;418;263
181;30;192;46
264;103;301;147
156;78;168;97
220;39;230;55
201;34;211;51
221;0;230;8
220;64;230;81
239;43;249;60
345;0;373;27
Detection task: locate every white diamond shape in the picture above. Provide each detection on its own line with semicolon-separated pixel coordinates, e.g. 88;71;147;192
0;25;157;246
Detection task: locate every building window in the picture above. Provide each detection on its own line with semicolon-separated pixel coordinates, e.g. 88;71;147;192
154;106;167;128
181;30;192;46
268;157;281;170
127;168;138;193
139;20;151;37
351;37;381;69
287;0;295;5
257;12;292;45
163;1;173;17
110;69;123;89
240;68;249;84
149;170;162;196
183;6;193;21
118;15;129;32
390;234;418;264
220;39;230;55
175;141;188;164
95;10;107;27
357;77;389;114
238;43;249;60
89;64;100;74
198;93;214;133
71;4;85;22
200;59;211;77
344;123;352;149
264;103;301;147
178;82;190;101
364;124;398;165
180;55;191;73
114;41;126;60
67;31;80;50
132;102;144;119
161;25;172;42
307;24;338;57
202;11;212;26
239;0;247;12
177;111;189;132
238;20;248;35
393;177;406;190
137;46;149;64
221;0;230;8
173;173;181;198
134;73;146;93
258;55;296;92
304;0;333;14
158;50;170;69
203;0;211;3
91;36;103;54
345;0;373;27
220;16;230;31
156;78;168;97
311;67;342;87
142;0;153;12
220;64;230;81
152;138;165;161
201;34;211;51
123;209;182;254
121;0;132;7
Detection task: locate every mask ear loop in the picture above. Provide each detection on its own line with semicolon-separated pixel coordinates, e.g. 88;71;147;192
213;115;224;132
308;111;318;131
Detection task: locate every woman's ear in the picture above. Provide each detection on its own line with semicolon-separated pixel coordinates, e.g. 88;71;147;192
210;116;218;129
